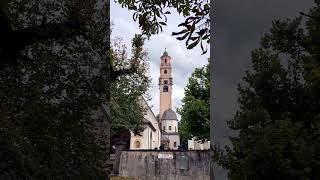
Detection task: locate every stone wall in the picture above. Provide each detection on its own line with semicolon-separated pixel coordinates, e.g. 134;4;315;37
118;150;210;180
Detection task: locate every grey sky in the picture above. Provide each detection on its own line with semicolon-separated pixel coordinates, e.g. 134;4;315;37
111;1;210;117
212;0;315;179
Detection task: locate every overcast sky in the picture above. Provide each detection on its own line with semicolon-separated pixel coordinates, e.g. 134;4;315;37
110;1;210;118
212;0;315;179
212;0;315;140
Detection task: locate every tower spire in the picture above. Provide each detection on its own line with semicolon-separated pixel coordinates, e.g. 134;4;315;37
163;48;168;56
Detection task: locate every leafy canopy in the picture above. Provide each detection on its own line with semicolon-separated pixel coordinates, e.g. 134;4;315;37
177;59;210;144
110;34;151;135
0;0;111;179
213;2;320;179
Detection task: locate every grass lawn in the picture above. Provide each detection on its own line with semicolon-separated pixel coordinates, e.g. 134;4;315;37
110;176;139;180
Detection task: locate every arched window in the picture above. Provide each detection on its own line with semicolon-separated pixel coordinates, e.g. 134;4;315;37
164;80;168;84
150;132;152;148
163;86;168;92
164;70;167;74
134;140;141;148
165;59;167;63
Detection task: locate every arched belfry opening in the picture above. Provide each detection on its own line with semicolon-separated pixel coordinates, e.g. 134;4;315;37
163;85;168;92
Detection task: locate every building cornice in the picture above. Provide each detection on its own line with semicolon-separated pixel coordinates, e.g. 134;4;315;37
161;55;171;59
161;118;178;121
162;132;179;135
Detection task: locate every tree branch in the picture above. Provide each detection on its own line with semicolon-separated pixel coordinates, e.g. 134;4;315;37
13;20;84;51
0;14;85;69
111;66;136;81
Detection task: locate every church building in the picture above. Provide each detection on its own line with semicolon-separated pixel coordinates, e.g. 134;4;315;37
129;49;180;150
129;97;161;150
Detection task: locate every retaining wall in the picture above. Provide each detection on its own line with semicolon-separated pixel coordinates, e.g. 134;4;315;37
118;150;210;180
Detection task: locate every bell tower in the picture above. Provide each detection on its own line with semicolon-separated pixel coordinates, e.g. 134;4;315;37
159;49;173;120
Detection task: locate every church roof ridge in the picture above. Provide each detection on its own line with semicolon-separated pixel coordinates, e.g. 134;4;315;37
140;96;161;129
141;96;156;118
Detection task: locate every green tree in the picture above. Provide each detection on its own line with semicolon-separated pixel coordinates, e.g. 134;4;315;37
110;34;151;135
177;59;210;144
213;2;320;179
0;0;113;179
0;0;152;179
0;0;87;69
116;0;210;54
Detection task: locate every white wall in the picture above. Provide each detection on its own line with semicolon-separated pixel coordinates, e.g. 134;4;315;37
188;137;210;150
160;118;180;149
130;98;161;150
168;134;180;149
143;99;161;149
130;125;160;149
161;119;178;133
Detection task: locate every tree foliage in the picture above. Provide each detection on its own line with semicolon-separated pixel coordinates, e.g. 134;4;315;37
116;0;210;54
0;0;112;179
0;0;153;179
110;34;151;135
0;0;89;70
213;2;320;179
177;59;210;144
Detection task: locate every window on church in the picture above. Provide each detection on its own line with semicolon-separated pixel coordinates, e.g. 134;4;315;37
163;126;165;131
169;126;171;131
150;133;152;148
164;69;167;74
164;80;168;84
175;126;177;132
174;142;177;147
134;140;141;148
165;59;167;63
163;86;168;92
